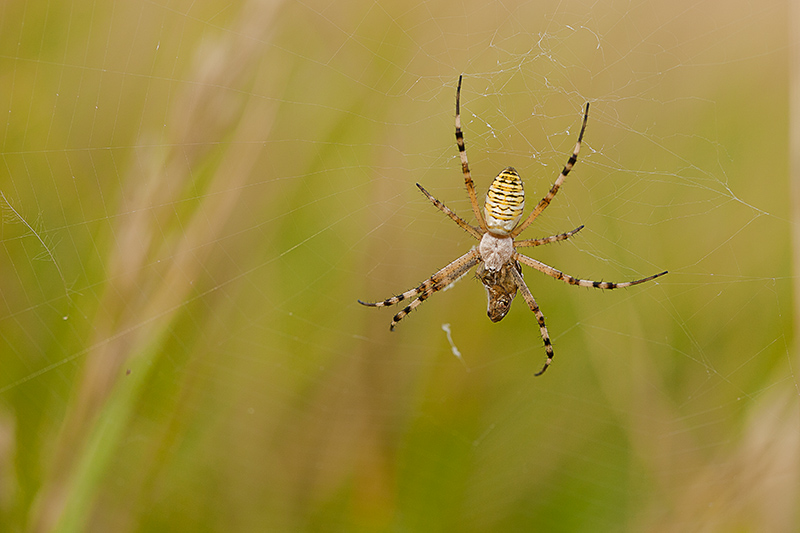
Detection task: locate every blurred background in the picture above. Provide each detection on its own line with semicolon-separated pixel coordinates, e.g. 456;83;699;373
0;0;796;531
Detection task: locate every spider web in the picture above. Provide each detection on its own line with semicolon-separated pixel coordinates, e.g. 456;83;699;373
0;0;796;530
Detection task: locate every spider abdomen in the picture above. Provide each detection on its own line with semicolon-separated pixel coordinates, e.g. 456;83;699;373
484;167;525;235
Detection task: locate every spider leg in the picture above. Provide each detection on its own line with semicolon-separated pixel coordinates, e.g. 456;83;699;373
511;103;590;238
514;225;584;248
359;249;480;330
416;183;482;240
515;252;668;288
507;265;554;376
455;75;487;231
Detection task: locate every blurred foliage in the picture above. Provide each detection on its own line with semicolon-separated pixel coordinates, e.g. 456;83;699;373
0;0;796;531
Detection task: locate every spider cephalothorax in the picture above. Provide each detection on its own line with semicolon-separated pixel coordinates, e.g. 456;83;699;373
359;76;667;375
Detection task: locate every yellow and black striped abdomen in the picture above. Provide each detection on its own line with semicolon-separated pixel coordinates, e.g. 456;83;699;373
484;166;525;235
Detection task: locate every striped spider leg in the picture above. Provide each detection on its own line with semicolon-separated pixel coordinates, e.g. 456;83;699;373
360;76;667;375
512;250;667;375
455;74;487;232
358;248;480;331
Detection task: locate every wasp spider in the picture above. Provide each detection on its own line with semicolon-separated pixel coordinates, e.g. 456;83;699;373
359;76;667;375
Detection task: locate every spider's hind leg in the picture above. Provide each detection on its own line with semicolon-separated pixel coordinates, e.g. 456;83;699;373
455;75;487;231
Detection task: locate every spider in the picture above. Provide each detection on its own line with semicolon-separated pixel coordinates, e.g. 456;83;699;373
359;76;667;375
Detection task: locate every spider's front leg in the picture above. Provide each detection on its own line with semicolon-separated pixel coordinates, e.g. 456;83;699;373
358;249;480;330
507;266;555;376
477;252;555;375
515;253;668;289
